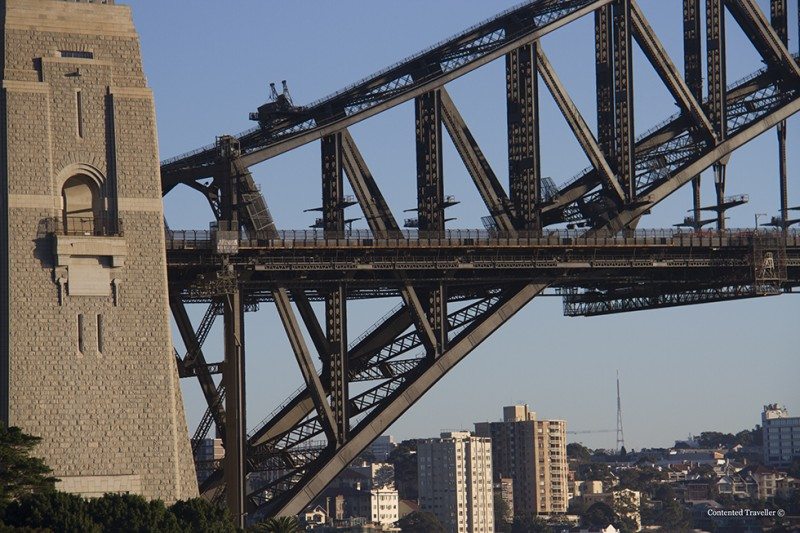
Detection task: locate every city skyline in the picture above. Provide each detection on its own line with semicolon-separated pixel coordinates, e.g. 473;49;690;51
125;0;799;451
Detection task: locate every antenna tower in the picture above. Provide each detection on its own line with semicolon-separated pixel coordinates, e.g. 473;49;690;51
616;370;625;453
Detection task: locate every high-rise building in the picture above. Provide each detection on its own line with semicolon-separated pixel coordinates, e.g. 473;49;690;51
475;405;568;516
417;431;494;533
195;438;224;485
762;404;800;467
370;434;398;461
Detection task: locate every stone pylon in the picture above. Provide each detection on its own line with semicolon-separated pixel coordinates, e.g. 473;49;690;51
0;0;197;501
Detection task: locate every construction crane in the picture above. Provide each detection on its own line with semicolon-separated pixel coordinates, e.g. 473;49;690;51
567;429;615;435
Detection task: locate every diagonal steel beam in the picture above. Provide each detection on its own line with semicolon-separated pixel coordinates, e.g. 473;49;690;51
596;96;800;233
630;0;716;141
725;0;800;83
340;130;400;237
272;288;336;443
269;283;548;516
249;304;412;447
170;296;225;435
291;290;329;360
439;88;516;233
400;285;439;358
535;46;625;203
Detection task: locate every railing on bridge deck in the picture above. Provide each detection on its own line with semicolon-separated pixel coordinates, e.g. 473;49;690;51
164;228;800;251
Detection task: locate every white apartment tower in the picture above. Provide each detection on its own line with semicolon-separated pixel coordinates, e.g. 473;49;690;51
475;405;568;516
418;431;495;533
762;404;800;467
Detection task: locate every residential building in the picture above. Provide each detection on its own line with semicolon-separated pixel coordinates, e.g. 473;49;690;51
762;404;800;467
475;405;568;516
370;486;400;526
311;462;399;526
418;431;494;533
195;438;224;485
370;435;398;462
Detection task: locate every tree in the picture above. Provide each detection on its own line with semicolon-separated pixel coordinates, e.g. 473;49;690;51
2;491;98;533
397;511;444;532
567;442;593;462
86;493;181;532
494;491;512;532
169;498;236;532
653;499;692;531
653;483;675;503
252;516;301;533
0;425;58;510
697;431;735;449
389;440;418;500
582;502;616;529
511;515;550;533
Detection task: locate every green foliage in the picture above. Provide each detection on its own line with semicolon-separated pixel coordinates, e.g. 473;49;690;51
388;440;419;500
493;491;512;532
0;425;58;510
567;442;593;462
578;462;613;485
2;492;237;533
582;502;616;529
510;515;550;533
169;498;237;533
3;491;99;533
86;493;180;532
397;510;444;532
251;516;301;533
616;466;664;493
652;499;692;531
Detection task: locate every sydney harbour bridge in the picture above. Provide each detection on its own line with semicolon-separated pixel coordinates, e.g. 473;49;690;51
157;0;800;524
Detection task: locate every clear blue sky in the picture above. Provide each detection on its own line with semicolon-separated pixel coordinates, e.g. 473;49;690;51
125;0;799;451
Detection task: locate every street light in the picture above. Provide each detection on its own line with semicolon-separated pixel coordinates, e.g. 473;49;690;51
755;213;767;229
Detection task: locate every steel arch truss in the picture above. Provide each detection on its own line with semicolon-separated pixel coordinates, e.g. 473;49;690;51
160;0;800;522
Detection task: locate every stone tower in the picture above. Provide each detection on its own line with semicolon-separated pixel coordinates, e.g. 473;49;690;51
0;0;197;500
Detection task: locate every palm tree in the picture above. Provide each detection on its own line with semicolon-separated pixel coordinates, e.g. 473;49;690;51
252;515;301;533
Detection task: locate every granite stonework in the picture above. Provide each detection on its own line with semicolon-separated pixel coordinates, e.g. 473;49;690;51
0;0;197;501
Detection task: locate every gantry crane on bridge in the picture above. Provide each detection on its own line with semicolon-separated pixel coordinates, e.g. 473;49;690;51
159;0;800;525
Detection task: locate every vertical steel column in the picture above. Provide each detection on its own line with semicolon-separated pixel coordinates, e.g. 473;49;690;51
427;281;447;355
707;0;728;229
506;43;542;231
326;285;348;443
218;136;241;225
322;133;345;238
613;0;635;202
684;0;704;228
223;289;246;529
772;0;789;227
415;90;445;235
595;4;616;160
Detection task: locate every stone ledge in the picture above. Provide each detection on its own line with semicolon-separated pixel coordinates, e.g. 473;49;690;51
55;235;127;267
